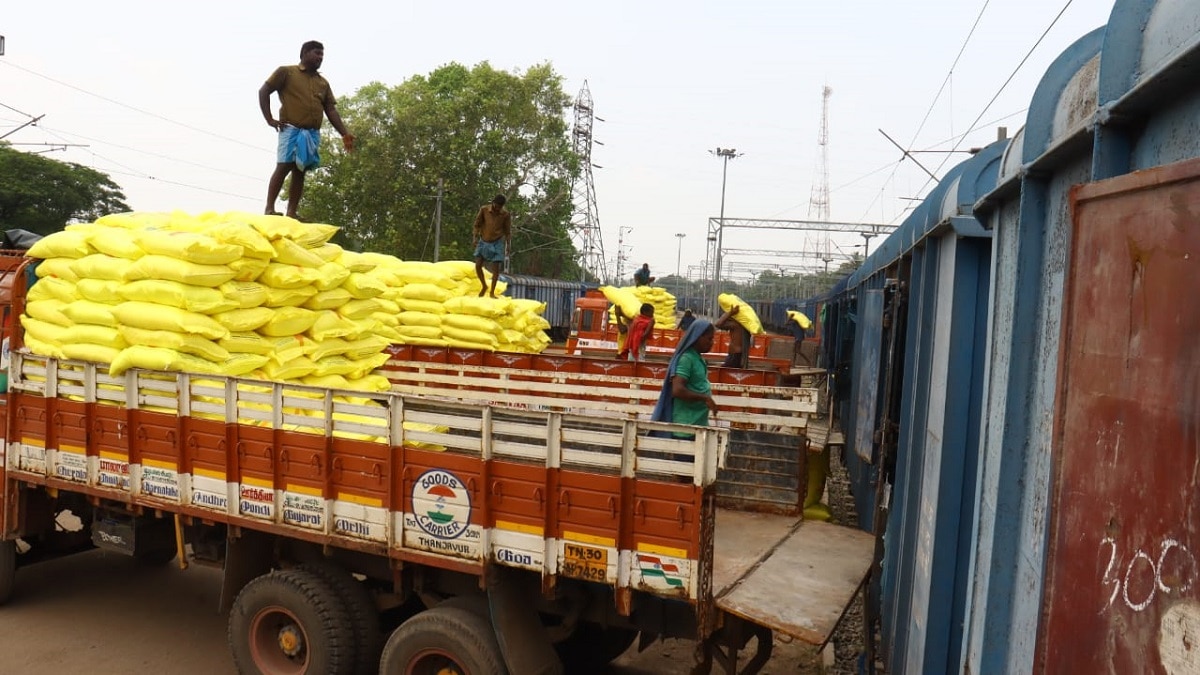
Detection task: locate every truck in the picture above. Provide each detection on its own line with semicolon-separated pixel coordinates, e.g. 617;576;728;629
0;251;872;675
566;290;800;372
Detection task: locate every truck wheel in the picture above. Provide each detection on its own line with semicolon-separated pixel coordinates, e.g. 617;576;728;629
0;540;15;606
228;568;355;675
296;563;383;675
555;623;638;672
379;605;507;675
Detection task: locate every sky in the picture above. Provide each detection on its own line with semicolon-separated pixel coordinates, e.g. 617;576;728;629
1;0;1116;287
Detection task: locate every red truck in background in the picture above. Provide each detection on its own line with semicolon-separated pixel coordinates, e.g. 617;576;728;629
0;250;870;675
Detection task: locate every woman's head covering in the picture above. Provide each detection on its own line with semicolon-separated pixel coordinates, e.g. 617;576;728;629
650;319;713;424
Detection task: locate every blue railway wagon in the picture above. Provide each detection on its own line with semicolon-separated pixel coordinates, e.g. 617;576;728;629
816;1;1200;671
498;274;590;340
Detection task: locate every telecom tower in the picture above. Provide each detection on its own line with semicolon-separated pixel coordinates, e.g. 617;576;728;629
809;85;833;269
570;81;607;282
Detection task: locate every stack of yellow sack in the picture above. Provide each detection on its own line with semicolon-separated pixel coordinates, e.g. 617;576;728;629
600;285;677;329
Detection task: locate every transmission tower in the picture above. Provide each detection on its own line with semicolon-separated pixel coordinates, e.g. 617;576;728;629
808;85;833;267
570;81;607;282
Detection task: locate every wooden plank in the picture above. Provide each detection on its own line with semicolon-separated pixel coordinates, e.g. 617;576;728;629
712;509;799;593
716;519;874;645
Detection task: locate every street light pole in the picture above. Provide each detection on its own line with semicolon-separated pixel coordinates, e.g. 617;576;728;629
675;232;686;301
710;147;742;315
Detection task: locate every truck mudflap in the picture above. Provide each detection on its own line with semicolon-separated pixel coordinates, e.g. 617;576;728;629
712;509;873;646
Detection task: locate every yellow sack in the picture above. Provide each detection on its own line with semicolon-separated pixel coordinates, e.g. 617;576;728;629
308;312;359;341
259;307;318;337
434;260;476;280
342;336;390;360
372;311;400;327
313;262;351;291
803;503;832;522
28;277;79;303
35;257;81;283
443;338;495;351
127;254;236;287
260;356;318;381
337;298;382;320
600;286;643;321
61;300;118;327
345;374;392;393
394;264;456;290
219;332;274;355
87;229;146;260
28;230;93;259
259;263;321;289
397;299;446;315
267;335;312;364
396;325;442;340
311;355;359;377
63;324;126;349
361;252;403;268
218;281;269;309
118;279;238;314
75;278;121;304
112;302;229;340
203;219;275;258
787;310;812;330
312;243;343;262
397;311;442;328
93;212;166;229
346;353;391;379
718;293;765;335
303;288;353;311
212;307;275;332
336;251;377;273
119;326;229;362
25;299;73;327
346;317;382;340
511;299;547;314
219;353;272;376
228;256;269;282
263;285;318;308
247;214;338;248
365;266;403;287
500;329;524;344
374;297;400;314
72;253;129;281
61;343;121;364
342;272;387;299
303;373;351;389
24;333;64;359
442;326;499;348
443;314;502;334
137;229;242;265
309;337;350;361
373;324;403;342
399;283;453;304
20;315;69;345
444;296;509;318
271;238;324;268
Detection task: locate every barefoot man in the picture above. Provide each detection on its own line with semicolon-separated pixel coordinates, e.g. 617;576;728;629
473;194;512;298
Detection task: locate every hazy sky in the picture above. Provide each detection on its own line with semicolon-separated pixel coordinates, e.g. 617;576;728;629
2;0;1114;284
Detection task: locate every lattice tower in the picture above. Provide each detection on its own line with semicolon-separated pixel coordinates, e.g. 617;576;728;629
570;81;607;282
809;85;833;264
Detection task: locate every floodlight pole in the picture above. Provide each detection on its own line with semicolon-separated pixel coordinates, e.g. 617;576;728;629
710;147;741;315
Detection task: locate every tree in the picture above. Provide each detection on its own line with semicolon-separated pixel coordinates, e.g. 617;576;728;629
0;144;130;235
303;62;582;277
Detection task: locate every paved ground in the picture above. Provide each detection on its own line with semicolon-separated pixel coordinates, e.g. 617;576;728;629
0;549;823;674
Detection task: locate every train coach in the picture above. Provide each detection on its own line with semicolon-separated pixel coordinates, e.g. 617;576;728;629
811;1;1200;672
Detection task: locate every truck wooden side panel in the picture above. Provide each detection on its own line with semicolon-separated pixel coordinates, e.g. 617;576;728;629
4;352;726;609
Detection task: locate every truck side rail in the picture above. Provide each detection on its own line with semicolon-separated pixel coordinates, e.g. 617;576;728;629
5;351;728;608
380;357;818;433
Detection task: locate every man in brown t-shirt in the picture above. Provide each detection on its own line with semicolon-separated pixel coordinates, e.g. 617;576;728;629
258;40;356;219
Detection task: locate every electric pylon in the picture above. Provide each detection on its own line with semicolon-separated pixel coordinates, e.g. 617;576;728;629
570;81;607;282
809;85;833;266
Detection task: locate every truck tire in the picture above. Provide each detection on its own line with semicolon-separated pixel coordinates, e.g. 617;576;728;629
554;623;638;672
379;605;508;675
228;568;355;675
0;540;15;606
296;563;383;675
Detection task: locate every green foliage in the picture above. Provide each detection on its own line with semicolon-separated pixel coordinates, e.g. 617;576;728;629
0;144;129;235
304;62;581;277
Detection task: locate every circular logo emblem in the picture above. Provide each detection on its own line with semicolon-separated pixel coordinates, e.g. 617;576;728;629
412;469;471;540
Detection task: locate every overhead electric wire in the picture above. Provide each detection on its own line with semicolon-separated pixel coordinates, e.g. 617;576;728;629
913;0;1077;199
0;60;268;153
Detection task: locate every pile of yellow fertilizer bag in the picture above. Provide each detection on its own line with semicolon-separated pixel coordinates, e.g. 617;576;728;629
600;285;677;329
22;211;552;388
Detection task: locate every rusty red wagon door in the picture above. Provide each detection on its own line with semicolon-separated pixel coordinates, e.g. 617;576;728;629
1038;157;1200;673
